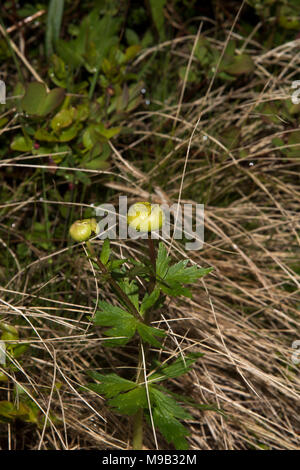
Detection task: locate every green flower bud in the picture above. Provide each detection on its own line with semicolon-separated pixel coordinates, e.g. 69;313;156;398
127;202;165;232
69;218;99;242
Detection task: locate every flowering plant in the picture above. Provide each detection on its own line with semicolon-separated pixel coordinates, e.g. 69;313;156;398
69;202;215;450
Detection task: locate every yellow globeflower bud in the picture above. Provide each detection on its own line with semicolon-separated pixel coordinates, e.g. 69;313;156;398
69;218;99;242
127;202;164;232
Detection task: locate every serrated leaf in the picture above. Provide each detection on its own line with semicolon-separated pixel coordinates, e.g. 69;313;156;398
149;387;191;450
56;38;83;68
108;386;147;415
150;387;192;420
136;322;165;348
167;261;210;284
156;243;212;297
107;259;127;270
156;385;226;417
140;288;161;315
117;279;139;311
85;372;136;398
152;407;189;450
93;301;137;347
150;353;203;382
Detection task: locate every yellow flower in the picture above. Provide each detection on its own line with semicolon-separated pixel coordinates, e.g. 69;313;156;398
69;218;99;242
127;202;164;232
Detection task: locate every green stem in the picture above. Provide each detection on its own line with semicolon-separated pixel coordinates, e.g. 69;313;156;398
132;236;157;450
147;237;156;298
132;347;144;450
132;407;143;450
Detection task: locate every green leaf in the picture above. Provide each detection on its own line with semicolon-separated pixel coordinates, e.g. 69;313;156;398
45;0;65;57
149;0;166;39
108;386;147;415
179;66;197;83
272;137;284;149
56;39;84;68
156;385;226;417
223;54;255;76
48;54;68;87
125;28;140;46
11;344;29;359
51;108;73;132
152;407;189;450
1;331;18;342
136;322;166;348
149;387;192;450
21;82;65;116
149;353;203;382
84;372;147;416
16;402;39;424
167;261;211;284
95;122;121;140
117;279;139;311
0;323;18;336
124;45;141;63
34;128;57;142
150;387;192;420
156;243;170;279
0;372;8;382
85;372;136;398
93;301;137;347
107;259;127;270
93;300;165;348
156;243;213;297
0;401;17;421
84;157;110;170
100;239;111;265
286;131;300;157
140;288;161;315
59;123;81;142
10;134;33;152
278;6;300;30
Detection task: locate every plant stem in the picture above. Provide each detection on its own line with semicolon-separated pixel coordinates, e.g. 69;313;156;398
147;237;156;297
132;235;157;450
132;406;143;450
147;237;156;273
85;240;147;449
132;347;144;450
